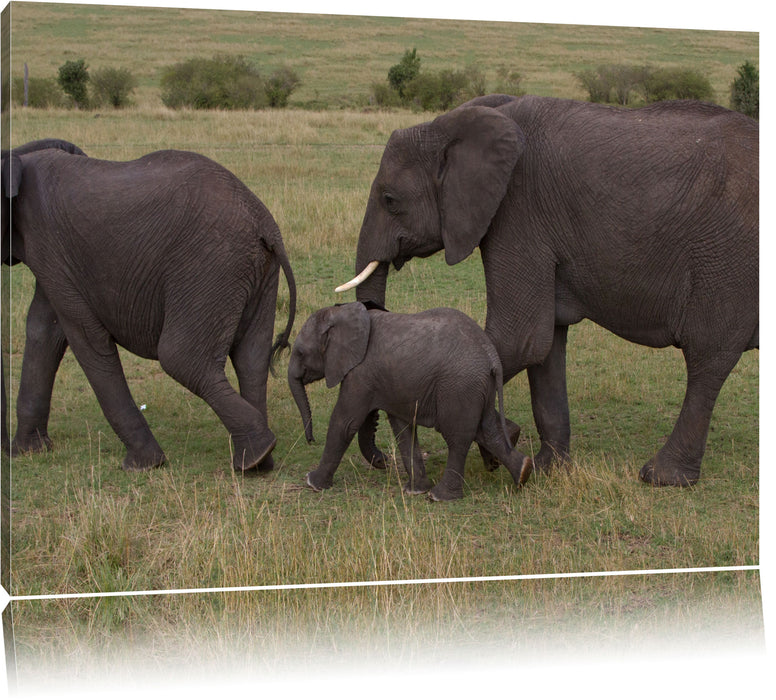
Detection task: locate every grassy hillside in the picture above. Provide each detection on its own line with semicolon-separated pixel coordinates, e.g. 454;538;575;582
8;2;758;109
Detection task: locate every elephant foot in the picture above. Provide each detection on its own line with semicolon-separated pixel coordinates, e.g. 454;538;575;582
504;455;533;489
11;430;53;456
402;476;434;495
232;431;276;472
639;453;699;487
237;454;275;478
306;468;333;492
428;480;464;502
479;421;521;471
533;442;570;474
122;446;166;472
365;451;390;470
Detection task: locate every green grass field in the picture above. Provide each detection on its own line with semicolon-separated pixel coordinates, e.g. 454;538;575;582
1;2;761;691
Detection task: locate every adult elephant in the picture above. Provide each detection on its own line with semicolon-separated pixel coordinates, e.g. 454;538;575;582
337;94;758;487
2;141;296;473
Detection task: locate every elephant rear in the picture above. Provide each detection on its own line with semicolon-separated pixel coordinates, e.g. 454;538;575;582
7;145;295;473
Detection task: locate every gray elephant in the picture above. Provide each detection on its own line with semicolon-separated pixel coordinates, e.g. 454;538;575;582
2;140;296;473
337;94;758;487
287;302;533;501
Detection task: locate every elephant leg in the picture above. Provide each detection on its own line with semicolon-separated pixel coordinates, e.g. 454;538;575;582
59;319;165;471
527;324;571;472
387;414;433;494
357;409;391;469
159;342;275;473
428;435;472;501
229;274;279;473
305;399;365;491
639;348;742;487
476;412;533;489
12;283;68;455
478;417;521;471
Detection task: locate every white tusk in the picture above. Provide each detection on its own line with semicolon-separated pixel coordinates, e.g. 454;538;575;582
335;260;380;293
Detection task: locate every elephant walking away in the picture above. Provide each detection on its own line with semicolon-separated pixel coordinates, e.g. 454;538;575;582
337;95;758;487
288;303;533;501
2;141;297;473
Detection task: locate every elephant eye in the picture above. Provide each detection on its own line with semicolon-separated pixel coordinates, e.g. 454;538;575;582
383;192;398;211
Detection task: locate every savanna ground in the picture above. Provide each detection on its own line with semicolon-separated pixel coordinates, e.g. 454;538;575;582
0;2;762;694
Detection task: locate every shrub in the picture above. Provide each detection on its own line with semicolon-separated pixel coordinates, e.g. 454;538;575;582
387;48;421;99
577;64;651;105
264;66;301;108
575;67;613;103
160;54;267;110
90;66;138;108
577;64;714;105
641;67;714;103
377;51;488;112
370;81;403;107
57;59;90;108
12;76;66;108
730;60;758;119
404;69;469;111
495;65;526;97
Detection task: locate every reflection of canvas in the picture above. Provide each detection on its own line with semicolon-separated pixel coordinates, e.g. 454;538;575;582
0;1;766;696
5;572;767;694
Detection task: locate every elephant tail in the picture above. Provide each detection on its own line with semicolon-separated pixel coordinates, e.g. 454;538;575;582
269;238;297;376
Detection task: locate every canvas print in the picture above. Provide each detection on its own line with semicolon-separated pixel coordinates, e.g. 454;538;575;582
0;0;762;694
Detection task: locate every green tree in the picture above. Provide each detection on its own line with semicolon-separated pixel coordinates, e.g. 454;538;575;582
730;60;758;119
57;59;90;108
91;67;138;108
387;48;421;99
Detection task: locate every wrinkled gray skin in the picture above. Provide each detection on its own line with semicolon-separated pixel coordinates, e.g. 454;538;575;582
347;94;758;487
2;140;296;473
288;303;533;501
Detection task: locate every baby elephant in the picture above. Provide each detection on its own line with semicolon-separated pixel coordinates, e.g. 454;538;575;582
287;302;533;501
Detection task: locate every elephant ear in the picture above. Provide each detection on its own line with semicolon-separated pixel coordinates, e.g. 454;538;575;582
322;302;371;388
432;105;525;265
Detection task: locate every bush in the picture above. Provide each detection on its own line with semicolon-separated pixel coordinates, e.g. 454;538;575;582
160;54;267;110
371;81;404;107
730;60;758;119
576;64;714;105
575;67;613;103
495;65;526;97
576;64;646;104
57;59;90;108
387;48;420;99
90;66;138;108
264;66;301;108
642;67;714;102
13;76;66;108
405;69;472;111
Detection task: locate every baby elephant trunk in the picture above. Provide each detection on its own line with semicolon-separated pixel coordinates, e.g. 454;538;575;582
288;361;314;444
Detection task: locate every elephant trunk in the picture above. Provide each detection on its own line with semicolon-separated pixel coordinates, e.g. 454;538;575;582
353;259;389;308
288;359;314;444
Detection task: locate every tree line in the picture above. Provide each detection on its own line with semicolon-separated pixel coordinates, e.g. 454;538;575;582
12;51;758;120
